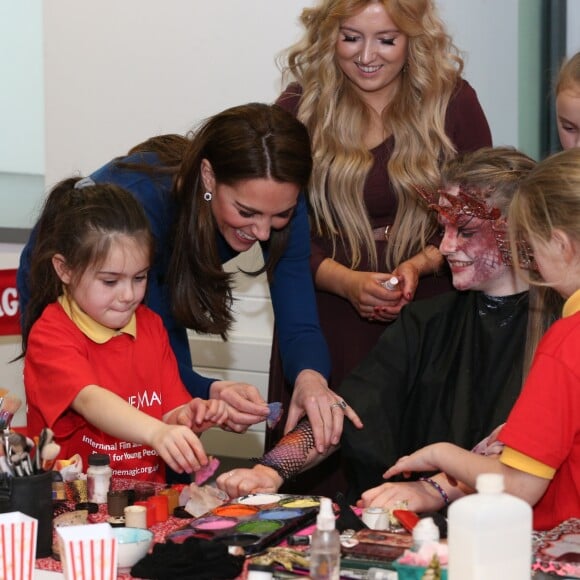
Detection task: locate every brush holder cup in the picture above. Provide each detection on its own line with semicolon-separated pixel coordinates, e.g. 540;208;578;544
0;471;53;557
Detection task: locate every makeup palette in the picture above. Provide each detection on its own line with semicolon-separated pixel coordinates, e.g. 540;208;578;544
166;493;320;554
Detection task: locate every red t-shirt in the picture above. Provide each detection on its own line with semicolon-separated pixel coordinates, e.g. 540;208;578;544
25;303;190;482
500;312;580;530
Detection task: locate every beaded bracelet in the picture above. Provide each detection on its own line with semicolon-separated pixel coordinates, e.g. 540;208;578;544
419;476;450;507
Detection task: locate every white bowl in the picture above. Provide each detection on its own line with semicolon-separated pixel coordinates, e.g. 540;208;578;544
112;527;153;572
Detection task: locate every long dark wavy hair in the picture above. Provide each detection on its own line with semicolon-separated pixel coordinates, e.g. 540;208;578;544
123;103;312;338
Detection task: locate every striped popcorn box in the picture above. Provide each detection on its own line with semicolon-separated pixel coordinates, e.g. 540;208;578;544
0;511;38;580
57;523;118;580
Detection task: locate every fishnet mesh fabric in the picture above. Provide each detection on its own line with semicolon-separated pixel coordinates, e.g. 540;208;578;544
255;419;315;481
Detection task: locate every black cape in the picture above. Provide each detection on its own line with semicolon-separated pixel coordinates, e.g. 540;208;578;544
339;290;529;499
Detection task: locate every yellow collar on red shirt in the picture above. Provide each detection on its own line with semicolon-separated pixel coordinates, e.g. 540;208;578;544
58;294;137;343
562;288;580;318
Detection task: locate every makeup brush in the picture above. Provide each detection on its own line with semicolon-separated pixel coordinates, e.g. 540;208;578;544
35;427;54;472
0;456;12;476
0;395;22;429
7;432;28;455
7;432;34;476
0;395;22;457
24;436;36;476
0;442;13;476
0;387;9;411
41;442;61;472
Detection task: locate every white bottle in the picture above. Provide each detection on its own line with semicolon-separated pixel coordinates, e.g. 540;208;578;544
448;473;532;580
309;497;340;580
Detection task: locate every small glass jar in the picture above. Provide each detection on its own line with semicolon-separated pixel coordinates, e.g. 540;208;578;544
87;453;112;504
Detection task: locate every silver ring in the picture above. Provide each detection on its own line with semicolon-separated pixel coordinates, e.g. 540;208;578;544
330;400;347;411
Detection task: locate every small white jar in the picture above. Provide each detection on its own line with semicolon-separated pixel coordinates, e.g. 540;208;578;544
87;453;112;504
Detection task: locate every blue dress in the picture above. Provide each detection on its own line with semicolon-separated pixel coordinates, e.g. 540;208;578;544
17;152;330;398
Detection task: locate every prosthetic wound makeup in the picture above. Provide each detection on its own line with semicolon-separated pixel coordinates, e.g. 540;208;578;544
415;184;533;269
255;419;315;481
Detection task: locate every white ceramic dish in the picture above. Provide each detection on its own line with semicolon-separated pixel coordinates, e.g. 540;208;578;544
112;527;153;572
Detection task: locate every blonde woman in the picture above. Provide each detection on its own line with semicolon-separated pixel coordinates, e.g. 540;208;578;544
268;0;491;495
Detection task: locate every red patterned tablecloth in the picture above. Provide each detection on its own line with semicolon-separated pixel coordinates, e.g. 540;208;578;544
35;480;318;579
34;478;242;579
35;511;193;579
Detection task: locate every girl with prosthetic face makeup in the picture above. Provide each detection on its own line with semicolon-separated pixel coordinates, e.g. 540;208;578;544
384;149;580;531
438;188;515;295
217;148;559;503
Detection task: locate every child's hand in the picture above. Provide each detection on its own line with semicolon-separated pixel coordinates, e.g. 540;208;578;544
216;464;283;498
149;423;209;474
176;398;228;433
382;443;443;479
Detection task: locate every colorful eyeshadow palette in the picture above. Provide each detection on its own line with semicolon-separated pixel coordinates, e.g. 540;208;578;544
166;493;320;554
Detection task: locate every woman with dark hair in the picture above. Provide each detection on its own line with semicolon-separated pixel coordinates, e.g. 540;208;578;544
18;103;361;453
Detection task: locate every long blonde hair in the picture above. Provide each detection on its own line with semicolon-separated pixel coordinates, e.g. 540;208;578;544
508;150;580;372
281;0;463;269
509;148;580;255
555;51;580;95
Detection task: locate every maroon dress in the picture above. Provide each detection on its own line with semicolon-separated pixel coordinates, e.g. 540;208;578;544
267;80;492;496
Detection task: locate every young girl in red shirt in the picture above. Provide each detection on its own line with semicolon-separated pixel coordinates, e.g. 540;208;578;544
22;178;227;482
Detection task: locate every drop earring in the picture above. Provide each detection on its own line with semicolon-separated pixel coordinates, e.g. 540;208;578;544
203;191;212;202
